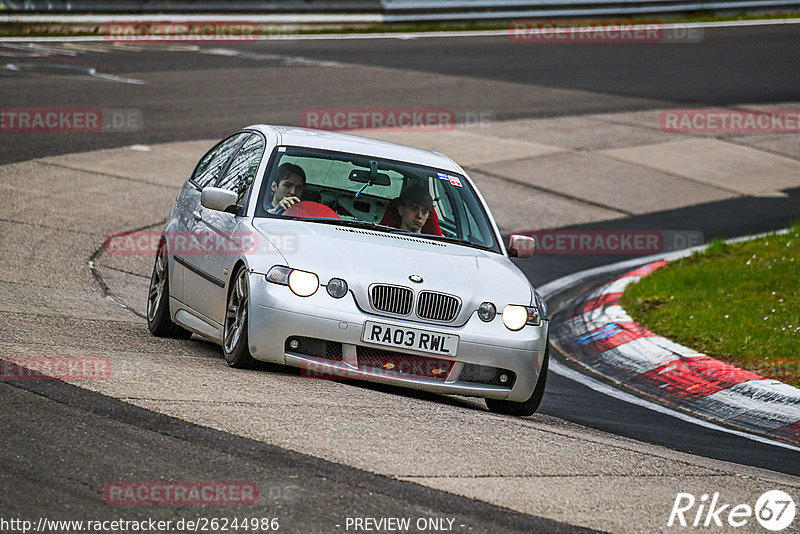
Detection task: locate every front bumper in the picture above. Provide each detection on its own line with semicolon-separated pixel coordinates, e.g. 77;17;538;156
247;273;548;402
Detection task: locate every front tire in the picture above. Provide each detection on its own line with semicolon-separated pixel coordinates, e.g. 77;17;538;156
222;266;256;369
485;343;549;416
147;241;192;339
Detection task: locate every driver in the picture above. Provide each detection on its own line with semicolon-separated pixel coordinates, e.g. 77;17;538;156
397;185;433;233
267;162;306;214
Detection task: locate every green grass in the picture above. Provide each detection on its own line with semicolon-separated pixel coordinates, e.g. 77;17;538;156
620;224;800;388
2;12;800;38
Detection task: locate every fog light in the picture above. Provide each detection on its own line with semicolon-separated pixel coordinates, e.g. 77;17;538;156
478;301;496;322
498;373;509;384
289;338;300;351
326;278;348;298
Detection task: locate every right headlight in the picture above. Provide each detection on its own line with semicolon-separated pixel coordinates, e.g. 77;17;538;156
288;270;319;297
502;304;542;331
266;265;319;297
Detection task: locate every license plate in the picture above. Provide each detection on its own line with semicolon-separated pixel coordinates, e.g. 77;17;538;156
362;321;458;357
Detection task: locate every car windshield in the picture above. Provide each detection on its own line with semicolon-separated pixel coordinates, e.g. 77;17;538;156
254;146;500;253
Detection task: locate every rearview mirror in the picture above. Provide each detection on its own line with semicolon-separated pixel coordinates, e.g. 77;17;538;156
349;169;391;186
508;235;535;258
201;187;239;213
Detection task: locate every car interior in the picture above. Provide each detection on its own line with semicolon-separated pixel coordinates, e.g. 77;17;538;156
256;146;498;252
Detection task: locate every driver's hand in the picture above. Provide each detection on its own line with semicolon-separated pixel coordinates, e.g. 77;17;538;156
276;196;301;212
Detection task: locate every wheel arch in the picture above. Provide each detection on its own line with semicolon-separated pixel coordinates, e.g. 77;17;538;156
227;259;250;293
226;258;252;330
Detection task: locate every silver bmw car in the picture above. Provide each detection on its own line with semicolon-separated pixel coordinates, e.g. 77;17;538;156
147;125;549;415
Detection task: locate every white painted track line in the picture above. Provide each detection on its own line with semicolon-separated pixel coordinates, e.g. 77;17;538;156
542;229;796;452
550;358;800;452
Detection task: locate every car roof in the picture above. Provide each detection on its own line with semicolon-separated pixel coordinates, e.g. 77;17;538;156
244;124;465;175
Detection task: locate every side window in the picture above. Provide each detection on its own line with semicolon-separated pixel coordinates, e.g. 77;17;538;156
217;134;265;203
191;133;249;188
464;206;486;243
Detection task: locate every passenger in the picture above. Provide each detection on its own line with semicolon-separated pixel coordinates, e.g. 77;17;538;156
397;185;433;234
267;162;306;214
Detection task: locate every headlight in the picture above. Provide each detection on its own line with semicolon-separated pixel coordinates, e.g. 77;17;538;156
478;302;496;322
326;278;348;299
288;270;319;297
265;266;319;297
502;304;542;331
502;305;528;331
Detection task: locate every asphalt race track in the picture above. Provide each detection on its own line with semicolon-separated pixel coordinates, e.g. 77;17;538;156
2;22;800;532
3;23;800;164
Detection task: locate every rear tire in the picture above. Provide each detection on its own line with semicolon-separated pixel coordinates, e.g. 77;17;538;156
222;266;256;369
485;343;549;416
147;241;192;339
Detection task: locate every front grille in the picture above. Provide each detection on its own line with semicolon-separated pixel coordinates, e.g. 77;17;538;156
356;346;452;380
459;363;515;387
417;291;460;322
285;337;343;361
370;284;413;315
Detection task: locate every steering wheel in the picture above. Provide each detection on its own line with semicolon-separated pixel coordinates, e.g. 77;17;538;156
282;201;340;219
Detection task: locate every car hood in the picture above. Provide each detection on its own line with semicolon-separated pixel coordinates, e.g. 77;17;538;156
253;219;534;325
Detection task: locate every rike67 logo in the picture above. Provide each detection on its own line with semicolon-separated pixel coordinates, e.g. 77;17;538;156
668;490;796;531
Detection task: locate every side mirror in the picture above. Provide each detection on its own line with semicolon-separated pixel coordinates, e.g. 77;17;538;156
201;187;239;213
508;235;535;258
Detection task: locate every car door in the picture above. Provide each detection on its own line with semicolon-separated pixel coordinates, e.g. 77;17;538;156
175;132;249;309
186;132;265;325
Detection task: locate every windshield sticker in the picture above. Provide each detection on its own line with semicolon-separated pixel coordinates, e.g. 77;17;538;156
436;172;463;187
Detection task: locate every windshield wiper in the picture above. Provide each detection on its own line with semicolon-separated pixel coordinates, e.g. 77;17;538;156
423;233;497;253
282;217;499;252
299;218;405;233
